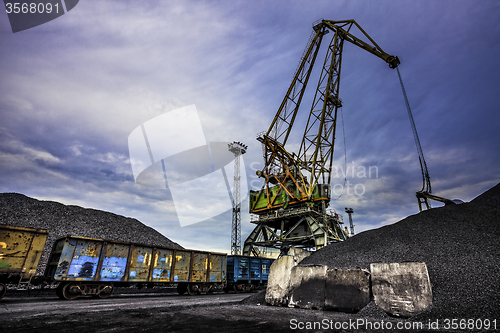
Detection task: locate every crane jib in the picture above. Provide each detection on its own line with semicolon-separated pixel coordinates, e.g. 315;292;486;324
244;19;454;256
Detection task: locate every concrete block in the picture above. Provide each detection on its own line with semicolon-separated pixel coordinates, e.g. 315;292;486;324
370;262;433;318
265;249;311;306
265;255;297;306
288;265;327;310
288;248;311;264
324;268;371;313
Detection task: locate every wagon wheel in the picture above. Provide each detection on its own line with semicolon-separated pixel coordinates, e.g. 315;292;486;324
187;284;200;296
206;285;214;295
62;283;80;300
233;284;241;294
0;283;6;299
176;283;187;295
97;284;113;299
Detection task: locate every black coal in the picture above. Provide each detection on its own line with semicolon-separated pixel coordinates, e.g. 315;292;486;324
0;193;182;275
300;183;500;320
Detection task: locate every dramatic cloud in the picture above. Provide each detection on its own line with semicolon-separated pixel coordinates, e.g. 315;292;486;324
1;0;499;252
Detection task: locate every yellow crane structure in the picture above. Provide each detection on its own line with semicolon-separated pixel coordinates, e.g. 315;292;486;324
243;19;400;256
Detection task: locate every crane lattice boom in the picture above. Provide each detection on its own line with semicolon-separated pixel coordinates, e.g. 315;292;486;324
244;19;400;255
251;19;399;215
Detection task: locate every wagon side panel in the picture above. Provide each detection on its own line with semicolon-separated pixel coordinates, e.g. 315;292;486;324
172;250;191;282
226;256;235;284
261;258;273;283
99;242;130;282
191;252;208;282
236;256;250;283
54;237;103;281
249;257;262;282
0;225;48;277
128;246;153;282
208;254;226;283
151;248;173;282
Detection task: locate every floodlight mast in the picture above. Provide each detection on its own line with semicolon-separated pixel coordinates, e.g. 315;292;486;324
228;141;247;255
345;207;354;236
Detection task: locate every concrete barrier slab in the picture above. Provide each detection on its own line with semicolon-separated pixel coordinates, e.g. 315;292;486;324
265;249;311;306
370;262;432;318
265;256;296;306
324;268;370;313
288;265;327;310
289;247;311;264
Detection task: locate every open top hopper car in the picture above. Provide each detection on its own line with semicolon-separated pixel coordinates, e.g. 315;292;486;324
225;255;274;293
45;235;227;300
0;224;49;299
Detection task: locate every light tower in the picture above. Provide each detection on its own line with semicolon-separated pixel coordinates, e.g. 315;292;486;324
228;141;247;255
345;207;354;236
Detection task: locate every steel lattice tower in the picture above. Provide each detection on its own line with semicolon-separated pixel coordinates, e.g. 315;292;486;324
228;142;247;255
345;207;354;236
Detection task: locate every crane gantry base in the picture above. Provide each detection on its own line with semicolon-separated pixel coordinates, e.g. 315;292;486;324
242;204;348;257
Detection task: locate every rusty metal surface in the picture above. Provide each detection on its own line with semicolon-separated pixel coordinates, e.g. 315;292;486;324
0;224;48;278
151;248;173;281
190;252;208;282
128;246;153;281
54;238;102;281
48;236;228;285
172;251;191;282
100;243;130;282
208;254;226;283
221;256;227;282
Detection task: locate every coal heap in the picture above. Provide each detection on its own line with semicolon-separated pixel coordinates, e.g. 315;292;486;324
0;193;182;275
300;183;500;320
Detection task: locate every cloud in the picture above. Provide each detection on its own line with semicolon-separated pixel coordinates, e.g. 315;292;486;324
1;0;499;253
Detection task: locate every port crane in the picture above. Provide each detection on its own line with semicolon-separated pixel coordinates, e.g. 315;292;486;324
243;19;400;256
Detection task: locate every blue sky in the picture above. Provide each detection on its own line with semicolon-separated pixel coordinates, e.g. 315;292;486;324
1;0;499;253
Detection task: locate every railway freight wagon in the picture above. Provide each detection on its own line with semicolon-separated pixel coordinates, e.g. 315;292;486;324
225;255;274;293
0;224;49;299
45;235;227;300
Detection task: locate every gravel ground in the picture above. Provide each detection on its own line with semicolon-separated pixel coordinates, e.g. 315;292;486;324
300;183;500;321
0;193;182;275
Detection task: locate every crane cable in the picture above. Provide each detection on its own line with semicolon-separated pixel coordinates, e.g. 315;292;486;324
396;67;431;194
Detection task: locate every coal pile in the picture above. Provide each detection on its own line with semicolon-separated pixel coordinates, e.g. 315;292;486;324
240;289;267;305
300;183;500;320
0;193;182;275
